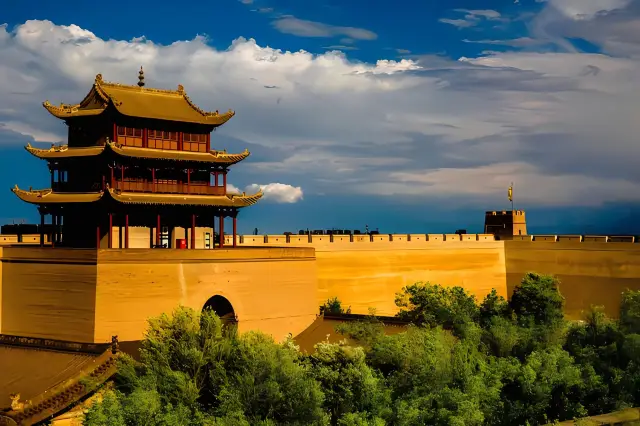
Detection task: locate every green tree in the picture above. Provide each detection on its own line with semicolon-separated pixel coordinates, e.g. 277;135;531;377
620;289;640;334
321;297;352;315
479;289;512;327
308;341;390;425
509;273;565;328
85;307;327;426
395;283;479;337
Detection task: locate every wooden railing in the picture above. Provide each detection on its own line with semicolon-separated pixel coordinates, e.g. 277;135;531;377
113;180;225;195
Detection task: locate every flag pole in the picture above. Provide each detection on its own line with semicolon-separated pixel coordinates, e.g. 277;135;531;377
508;183;514;211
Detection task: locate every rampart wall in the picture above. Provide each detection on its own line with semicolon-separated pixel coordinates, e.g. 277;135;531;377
235;233;640;319
504;238;640;319
0;247;98;341
2;233;640;342
234;234;506;316
0;247;318;343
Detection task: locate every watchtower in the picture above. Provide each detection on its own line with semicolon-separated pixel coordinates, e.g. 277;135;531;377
12;69;261;249
484;210;527;239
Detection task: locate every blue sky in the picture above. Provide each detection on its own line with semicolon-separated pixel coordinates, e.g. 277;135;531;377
1;0;640;234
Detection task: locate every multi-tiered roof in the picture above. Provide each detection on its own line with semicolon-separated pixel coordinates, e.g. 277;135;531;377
11;69;261;248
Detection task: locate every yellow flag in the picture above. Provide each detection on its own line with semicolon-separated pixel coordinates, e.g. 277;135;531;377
508;185;513;202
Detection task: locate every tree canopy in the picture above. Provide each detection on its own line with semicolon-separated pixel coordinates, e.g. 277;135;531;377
84;274;640;426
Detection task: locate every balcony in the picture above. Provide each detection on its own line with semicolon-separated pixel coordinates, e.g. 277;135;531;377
113;180;226;195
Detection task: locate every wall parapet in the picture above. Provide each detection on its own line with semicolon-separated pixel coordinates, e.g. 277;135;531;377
1;233;638;246
511;235;638;243
232;234;638;245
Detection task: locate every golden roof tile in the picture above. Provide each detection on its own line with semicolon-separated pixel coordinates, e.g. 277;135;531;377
107;187;262;207
11;186;262;208
43;73;234;126
11;186;105;204
24;142;250;165
24;143;105;159
106;142;250;164
0;345;118;425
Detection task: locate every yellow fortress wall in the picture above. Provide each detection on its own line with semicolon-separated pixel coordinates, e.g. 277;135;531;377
0;247;98;342
0;246;318;343
3;233;640;345
94;247;318;342
239;233;640;319
273;234;507;316
504;239;640;319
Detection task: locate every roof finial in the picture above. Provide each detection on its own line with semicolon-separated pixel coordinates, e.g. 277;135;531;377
137;66;145;88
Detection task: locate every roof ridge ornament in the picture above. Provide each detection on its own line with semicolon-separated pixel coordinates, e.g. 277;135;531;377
95;74;103;85
137;66;145;88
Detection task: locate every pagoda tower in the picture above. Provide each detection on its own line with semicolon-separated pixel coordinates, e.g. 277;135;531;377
11;69;262;249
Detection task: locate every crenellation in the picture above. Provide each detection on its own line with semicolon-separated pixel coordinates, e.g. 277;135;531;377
242;236;266;245
311;235;331;244
353;235;370;243
289;235;311;244
532;235;558;242
583;236;607;242
371;234;390;243
609;236;636;243
265;235;287;245
3;233;639;246
557;235;582;242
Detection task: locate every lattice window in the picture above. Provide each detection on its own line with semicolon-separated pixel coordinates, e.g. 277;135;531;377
183;133;207;153
148;130;178;150
116;126;143;147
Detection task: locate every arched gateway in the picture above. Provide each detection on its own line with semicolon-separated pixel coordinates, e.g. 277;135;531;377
202;295;237;324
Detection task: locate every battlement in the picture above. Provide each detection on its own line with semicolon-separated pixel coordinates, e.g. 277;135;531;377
1;233;639;247
485;210;526;216
231;233;639;246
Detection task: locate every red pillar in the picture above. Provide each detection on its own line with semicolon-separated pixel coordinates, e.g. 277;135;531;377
211;215;216;248
108;213;113;249
40;211;45;247
223;171;227;194
96;222;101;249
191;214;196;249
156;214;161;248
125;214;129;249
187;169;191;194
219;215;224;248
52;214;57;245
110;166;114;188
233;215;237;248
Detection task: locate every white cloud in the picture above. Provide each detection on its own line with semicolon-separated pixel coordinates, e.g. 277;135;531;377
548;0;632;19
0;19;640;208
272;16;377;40
453;9;503;20
440;9;505;28
439;19;477;28
228;182;303;203
227;183;242;194
463;37;548;47
246;183;304;203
